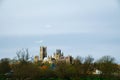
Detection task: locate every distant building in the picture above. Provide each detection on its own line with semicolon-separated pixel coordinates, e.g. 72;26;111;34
53;49;63;60
50;49;73;64
65;55;73;64
34;46;73;64
34;56;39;63
40;46;47;61
93;69;102;74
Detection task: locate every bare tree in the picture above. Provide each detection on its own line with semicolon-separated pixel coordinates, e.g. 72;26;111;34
12;49;40;80
16;49;30;64
82;55;94;74
95;55;118;76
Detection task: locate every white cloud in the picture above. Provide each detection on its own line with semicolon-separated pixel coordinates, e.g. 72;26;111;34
35;40;44;44
44;24;53;28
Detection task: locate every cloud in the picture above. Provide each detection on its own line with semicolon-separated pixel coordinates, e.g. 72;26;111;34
44;24;53;29
35;40;44;44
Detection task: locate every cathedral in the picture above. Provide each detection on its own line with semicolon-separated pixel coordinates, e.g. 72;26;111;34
34;46;73;64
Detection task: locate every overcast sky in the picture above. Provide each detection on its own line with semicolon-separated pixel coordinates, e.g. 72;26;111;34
0;0;120;63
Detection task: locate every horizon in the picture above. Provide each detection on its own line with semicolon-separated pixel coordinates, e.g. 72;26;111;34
0;0;120;63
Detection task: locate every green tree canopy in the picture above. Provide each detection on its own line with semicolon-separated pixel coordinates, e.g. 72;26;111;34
0;58;11;74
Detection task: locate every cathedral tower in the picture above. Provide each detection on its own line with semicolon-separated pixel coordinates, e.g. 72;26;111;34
40;46;47;61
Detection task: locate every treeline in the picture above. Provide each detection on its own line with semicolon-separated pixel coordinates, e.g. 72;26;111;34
0;49;120;80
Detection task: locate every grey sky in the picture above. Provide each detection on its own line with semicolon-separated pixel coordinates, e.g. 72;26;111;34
0;0;120;63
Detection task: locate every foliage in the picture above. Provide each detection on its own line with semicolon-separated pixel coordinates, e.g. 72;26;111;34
11;49;40;80
0;58;11;74
95;56;118;76
75;56;83;64
12;62;40;80
82;56;94;74
0;51;120;80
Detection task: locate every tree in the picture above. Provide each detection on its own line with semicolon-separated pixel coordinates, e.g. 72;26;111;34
0;58;11;74
82;55;94;75
95;56;118;76
12;63;40;80
12;49;41;80
16;49;30;64
74;56;83;65
55;62;76;79
73;56;84;77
